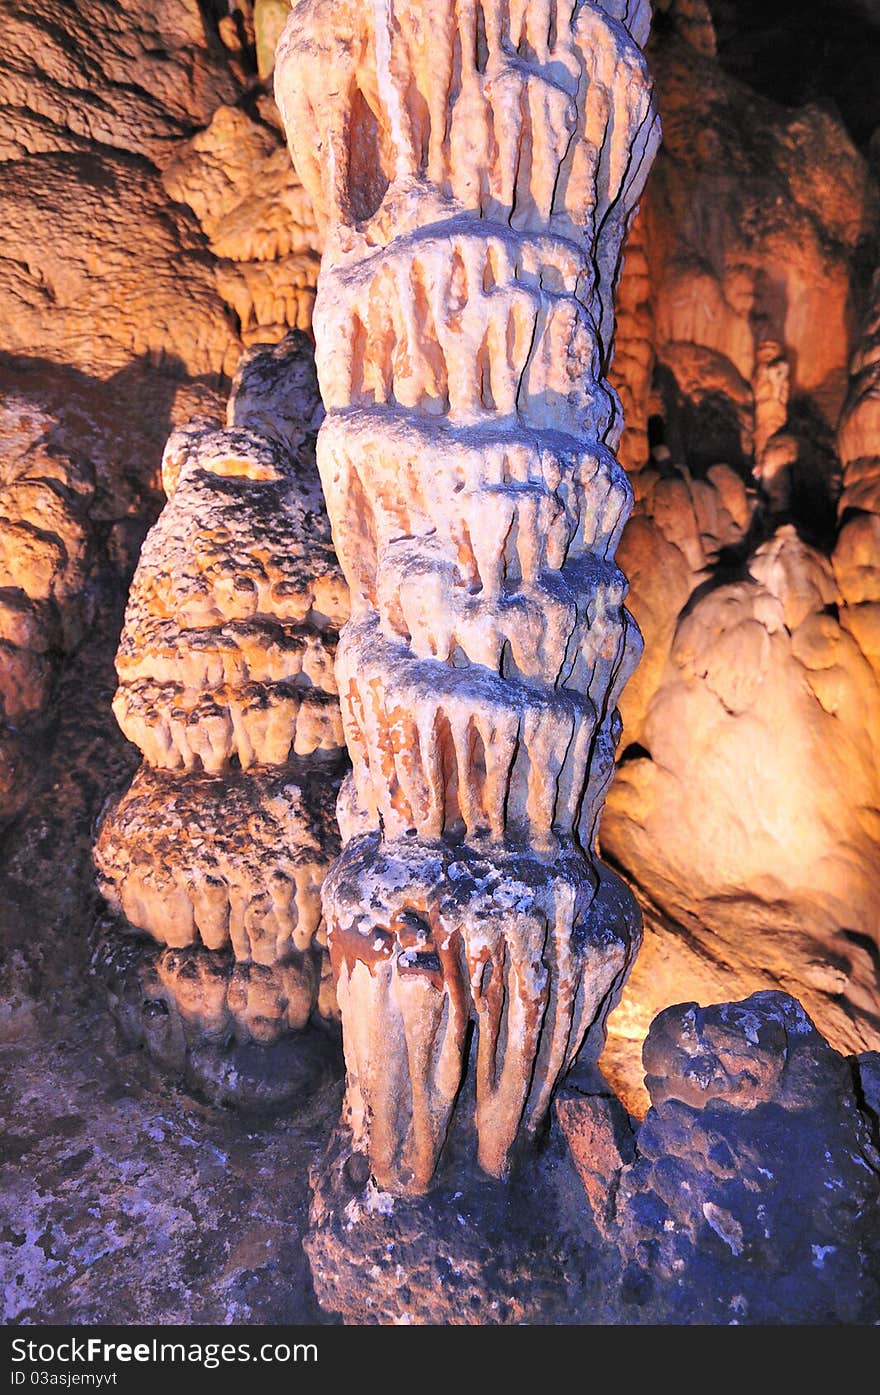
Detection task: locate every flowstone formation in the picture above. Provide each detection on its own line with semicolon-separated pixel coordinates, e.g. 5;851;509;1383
598;0;880;1112
162;100;323;349
276;0;659;1218
93;334;349;1106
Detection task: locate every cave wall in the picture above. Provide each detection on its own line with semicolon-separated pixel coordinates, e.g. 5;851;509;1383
600;0;880;1107
1;0;879;1117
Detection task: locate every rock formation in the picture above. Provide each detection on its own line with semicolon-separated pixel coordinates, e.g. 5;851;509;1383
94;333;348;1104
598;0;880;1113
309;986;880;1323
7;2;879;1137
835;267;880;668
0;394;96;823
276;0;659;1193
0;0;878;1330
162;99;323;349
0;0;245;380
558;992;880;1323
0;2;315;381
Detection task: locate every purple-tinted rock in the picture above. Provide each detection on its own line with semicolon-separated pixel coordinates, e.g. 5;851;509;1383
609;992;880;1322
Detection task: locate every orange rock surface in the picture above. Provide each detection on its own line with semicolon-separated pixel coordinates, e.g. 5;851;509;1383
600;0;880;1112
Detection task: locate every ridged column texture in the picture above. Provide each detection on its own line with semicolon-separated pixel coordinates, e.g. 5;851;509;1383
277;0;660;1192
94;338;348;1051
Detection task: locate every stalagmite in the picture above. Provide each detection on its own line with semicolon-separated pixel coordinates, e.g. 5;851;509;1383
94;334;349;1096
752;340;795;514
276;0;660;1192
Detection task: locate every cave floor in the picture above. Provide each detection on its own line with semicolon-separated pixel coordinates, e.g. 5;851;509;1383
0;570;338;1326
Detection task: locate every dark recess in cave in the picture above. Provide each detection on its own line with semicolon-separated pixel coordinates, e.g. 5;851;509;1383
707;0;880;154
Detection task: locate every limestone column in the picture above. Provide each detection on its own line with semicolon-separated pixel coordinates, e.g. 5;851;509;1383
276;0;660;1192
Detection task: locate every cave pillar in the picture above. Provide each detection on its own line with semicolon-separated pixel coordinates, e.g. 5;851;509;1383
276;0;660;1193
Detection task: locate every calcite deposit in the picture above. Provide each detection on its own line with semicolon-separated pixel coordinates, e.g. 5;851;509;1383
835;267;880;652
277;0;659;1193
0;2;323;384
0;0;244;380
6;0;877;1134
111;418;344;774
162;101;322;348
0;0;877;1331
94;334;348;1102
598;0;880;1111
0;395;95;821
95;763;337;1016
